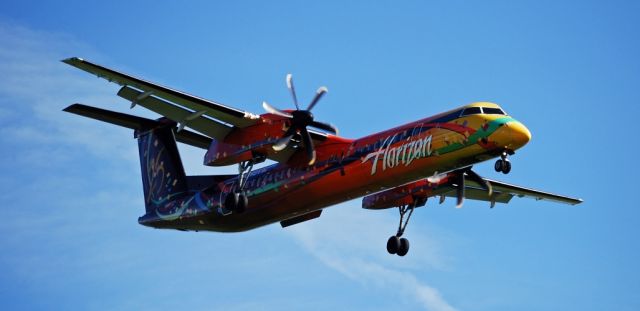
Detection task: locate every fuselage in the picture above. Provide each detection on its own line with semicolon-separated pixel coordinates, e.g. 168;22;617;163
139;102;531;232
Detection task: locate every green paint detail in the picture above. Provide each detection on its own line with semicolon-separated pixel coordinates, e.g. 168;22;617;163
151;191;185;205
156;196;194;221
435;117;514;155
248;181;285;196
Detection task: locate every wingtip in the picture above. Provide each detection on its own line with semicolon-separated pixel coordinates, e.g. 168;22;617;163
61;57;84;64
62;103;78;112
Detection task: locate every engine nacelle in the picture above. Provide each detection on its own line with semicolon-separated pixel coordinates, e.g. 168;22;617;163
362;174;456;210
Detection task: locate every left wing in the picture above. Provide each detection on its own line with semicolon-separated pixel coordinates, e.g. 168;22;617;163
62;57;261;138
363;173;582;210
63;57;350;165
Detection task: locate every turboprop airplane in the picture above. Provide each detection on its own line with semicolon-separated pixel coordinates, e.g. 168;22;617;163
62;57;582;256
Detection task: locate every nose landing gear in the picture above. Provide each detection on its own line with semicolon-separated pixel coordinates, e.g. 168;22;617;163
494;150;512;174
386;203;416;256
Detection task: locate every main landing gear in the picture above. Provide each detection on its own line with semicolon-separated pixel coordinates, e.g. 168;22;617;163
225;155;265;214
387;203;416;257
494;150;513;174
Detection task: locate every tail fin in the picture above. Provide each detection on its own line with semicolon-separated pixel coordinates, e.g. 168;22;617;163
63;104;213;215
136;125;188;214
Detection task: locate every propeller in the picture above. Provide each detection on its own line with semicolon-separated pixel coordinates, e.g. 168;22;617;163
262;74;338;165
454;167;493;208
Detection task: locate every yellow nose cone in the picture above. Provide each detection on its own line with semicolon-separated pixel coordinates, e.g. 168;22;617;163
508;121;531;149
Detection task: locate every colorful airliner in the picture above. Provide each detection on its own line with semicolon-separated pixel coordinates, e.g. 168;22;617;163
63;57;582;256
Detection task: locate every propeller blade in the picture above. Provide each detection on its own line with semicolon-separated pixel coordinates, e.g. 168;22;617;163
272;126;296;151
262;101;292;118
456;172;465;208
465;169;493;197
309;120;339;135
300;127;316;165
306;86;328;111
272;135;294;151
286;74;300;110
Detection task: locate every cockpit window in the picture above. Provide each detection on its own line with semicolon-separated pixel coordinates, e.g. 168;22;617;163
430;109;463;123
460;107;482;116
482;107;506;115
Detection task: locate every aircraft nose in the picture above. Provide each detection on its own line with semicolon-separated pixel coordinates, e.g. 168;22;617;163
507;121;531;149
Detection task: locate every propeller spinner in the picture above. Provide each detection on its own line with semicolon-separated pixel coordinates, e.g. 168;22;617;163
262;74;338;165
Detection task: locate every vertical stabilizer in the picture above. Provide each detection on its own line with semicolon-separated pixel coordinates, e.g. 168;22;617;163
136;124;188;215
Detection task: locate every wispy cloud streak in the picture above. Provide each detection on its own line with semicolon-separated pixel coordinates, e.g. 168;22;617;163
0;21;458;311
288;204;457;311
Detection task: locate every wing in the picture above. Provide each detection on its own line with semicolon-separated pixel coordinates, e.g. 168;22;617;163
468;178;583;205
63;57;349;165
362;174;582;210
62;57;261;139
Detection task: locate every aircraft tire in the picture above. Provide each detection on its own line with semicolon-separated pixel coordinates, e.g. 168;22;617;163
236;193;248;214
225;192;239;212
387;236;400;254
494;159;503;172
502;160;512;174
397;238;410;256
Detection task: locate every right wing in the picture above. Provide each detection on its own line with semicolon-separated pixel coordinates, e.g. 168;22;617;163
363;173;583;210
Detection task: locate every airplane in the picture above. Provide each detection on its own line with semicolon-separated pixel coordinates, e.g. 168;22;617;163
62;57;582;256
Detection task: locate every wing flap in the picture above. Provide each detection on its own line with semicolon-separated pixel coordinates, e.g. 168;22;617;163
440;187;513;204
62;57;260;128
484;179;583;205
118;86;232;139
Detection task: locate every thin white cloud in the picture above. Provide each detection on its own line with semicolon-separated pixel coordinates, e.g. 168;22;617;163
0;22;231;176
0;21;459;311
0;22;141;165
287;204;458;311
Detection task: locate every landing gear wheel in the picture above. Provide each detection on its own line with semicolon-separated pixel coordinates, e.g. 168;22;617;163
236;193;248;214
397;238;410;256
495;151;513;174
387;236;400;254
226;156;264;214
224;192;239;211
502;159;511;174
225;192;248;213
386;203;416;256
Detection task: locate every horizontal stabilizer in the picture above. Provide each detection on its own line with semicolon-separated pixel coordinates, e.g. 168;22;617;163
63;104;212;150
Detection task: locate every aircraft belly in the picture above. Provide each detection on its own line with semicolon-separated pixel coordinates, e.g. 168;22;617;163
141;143;491;232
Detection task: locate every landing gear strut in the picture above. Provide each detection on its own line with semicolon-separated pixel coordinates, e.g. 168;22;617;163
225;155;265;213
494;150;512;174
387;203;415;256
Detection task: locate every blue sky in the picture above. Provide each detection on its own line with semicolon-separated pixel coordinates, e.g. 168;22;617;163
1;1;638;310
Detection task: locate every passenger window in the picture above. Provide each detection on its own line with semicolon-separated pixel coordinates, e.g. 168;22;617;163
482;107;506;115
461;107;482;116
